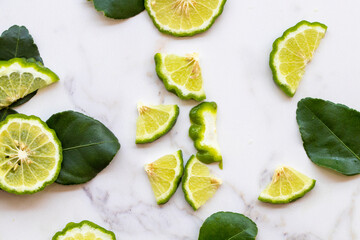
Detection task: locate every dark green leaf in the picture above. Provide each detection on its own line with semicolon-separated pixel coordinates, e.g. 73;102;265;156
0;108;17;122
46;111;120;185
93;0;144;19
297;98;360;175
9;91;37;108
199;212;258;240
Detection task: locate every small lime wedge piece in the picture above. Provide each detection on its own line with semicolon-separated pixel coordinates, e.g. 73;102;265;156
155;53;206;101
258;166;316;204
145;150;184;204
270;20;327;97
0;114;62;194
182;155;221;210
136;103;179;144
52;220;116;240
145;0;227;37
0;58;59;109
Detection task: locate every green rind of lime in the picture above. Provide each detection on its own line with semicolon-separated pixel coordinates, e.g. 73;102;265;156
52;220;116;240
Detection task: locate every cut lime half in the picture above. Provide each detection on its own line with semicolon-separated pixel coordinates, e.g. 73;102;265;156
259;166;316;204
155;53;206;101
52;220;116;240
0;58;59;109
145;150;184;204
270;20;327;97
0;114;62;194
145;0;227;37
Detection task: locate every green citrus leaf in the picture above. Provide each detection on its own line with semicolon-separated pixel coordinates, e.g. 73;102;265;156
297;98;360;175
0;108;17;122
199;212;258;240
93;0;145;19
46;111;120;185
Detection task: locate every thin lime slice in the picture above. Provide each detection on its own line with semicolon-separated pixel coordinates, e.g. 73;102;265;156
145;0;227;37
136;103;179;144
0;58;59;109
52;220;116;240
258;166;316;204
270;20;327;97
0;114;62;194
182;155;221;210
155;53;206;101
145;150;184;204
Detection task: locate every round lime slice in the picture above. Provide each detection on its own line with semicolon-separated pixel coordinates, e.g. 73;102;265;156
0;58;59;109
145;0;227;37
270;20;327;97
258;166;316;204
0;114;62;194
52;220;116;240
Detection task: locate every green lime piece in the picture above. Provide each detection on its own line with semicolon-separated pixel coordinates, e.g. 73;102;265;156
145;0;227;37
189;102;222;168
136;103;179;144
144;150;184;204
0;58;59;109
182;155;221;210
270;20;327;97
155;53;206;101
52;220;116;240
0;114;62;194
258;166;316;204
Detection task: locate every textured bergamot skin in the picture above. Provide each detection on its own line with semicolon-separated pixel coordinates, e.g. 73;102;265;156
52;220;116;240
144;0;227;37
0;58;59;109
0;114;62;194
189;102;222;169
154;53;206;101
269;20;327;97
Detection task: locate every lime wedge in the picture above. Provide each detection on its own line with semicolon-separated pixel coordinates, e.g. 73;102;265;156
145;0;227;37
270;20;327;97
0;58;59;108
145;150;184;204
136;103;179;144
258;166;316;204
52;220;116;240
155;53;206;101
182;155;221;210
0;114;62;194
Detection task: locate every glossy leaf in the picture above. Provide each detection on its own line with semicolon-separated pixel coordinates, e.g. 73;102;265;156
93;0;145;19
199;212;258;240
46;111;120;184
297;98;360;175
0;108;17;122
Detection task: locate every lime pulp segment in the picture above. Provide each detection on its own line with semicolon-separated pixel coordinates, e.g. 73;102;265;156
0;114;62;194
270;20;327;97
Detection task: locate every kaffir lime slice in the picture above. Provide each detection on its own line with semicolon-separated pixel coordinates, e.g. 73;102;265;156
145;150;183;204
52;220;116;240
0;58;59;109
270;20;327;97
145;0;227;37
136;103;179;144
0;114;62;194
182;155;221;210
155;53;206;101
258;166;316;204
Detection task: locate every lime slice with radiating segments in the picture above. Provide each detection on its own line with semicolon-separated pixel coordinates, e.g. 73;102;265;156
145;0;227;37
0;58;59;109
52;220;116;240
270;20;327;97
258;166;316;204
182;155;221;210
145;150;184;204
0;114;62;194
136;103;179;144
155;53;206;101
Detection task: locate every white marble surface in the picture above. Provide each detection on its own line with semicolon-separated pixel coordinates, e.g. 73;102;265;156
1;0;360;239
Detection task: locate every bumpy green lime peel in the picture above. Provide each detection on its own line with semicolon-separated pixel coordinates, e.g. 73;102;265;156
189;102;222;168
52;220;116;240
93;0;145;19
